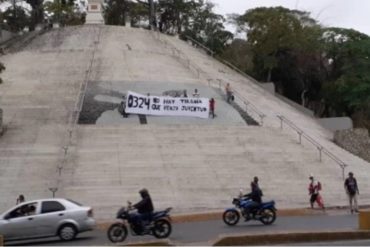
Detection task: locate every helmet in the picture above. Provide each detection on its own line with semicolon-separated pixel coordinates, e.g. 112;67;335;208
139;188;149;197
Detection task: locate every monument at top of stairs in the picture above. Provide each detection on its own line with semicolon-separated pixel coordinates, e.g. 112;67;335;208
86;0;104;24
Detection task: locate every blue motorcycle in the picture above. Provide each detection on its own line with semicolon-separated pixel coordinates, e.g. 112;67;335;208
107;203;172;243
223;193;277;226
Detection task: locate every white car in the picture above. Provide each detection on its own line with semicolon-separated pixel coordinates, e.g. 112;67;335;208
0;198;96;242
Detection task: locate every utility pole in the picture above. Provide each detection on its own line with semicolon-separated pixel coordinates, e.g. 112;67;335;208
56;0;61;27
13;0;16;30
13;0;16;17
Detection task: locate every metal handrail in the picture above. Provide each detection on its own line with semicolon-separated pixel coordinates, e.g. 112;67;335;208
231;87;266;126
155;32;267;125
207;78;266;125
184;35;215;56
277;115;348;180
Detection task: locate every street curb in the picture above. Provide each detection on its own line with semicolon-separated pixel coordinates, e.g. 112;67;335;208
123;240;171;246
212;229;370;246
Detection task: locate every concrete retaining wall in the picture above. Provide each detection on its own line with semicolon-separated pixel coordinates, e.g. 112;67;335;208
0;30;15;44
260;82;275;94
318;117;353;131
334;128;370;162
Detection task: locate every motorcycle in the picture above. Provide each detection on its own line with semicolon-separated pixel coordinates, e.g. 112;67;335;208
223;192;277;226
107;203;172;243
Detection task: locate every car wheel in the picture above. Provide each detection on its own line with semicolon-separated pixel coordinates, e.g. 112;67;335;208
58;224;77;241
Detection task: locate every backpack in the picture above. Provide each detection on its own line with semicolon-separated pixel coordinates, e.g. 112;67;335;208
346;178;357;195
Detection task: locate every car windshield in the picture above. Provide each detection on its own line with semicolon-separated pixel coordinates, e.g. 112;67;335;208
66;199;83;206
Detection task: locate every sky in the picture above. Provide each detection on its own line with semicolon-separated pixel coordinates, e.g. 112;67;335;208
211;0;370;36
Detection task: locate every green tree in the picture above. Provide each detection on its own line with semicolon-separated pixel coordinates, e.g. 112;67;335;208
103;0;151;27
3;6;31;32
220;39;254;74
233;7;324;103
103;0;129;26
129;1;148;27
321;32;370;128
187;1;232;54
321;28;369;81
158;0;199;34
44;0;85;25
26;0;44;30
236;7;319;81
175;1;232;54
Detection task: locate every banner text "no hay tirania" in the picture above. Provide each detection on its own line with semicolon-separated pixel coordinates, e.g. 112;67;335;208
125;91;210;118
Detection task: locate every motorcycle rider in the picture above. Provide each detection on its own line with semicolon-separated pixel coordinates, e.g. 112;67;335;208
244;176;263;219
130;188;154;232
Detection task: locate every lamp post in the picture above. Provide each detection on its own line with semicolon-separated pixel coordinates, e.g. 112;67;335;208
12;0;17;32
149;0;154;30
13;0;16;19
49;187;58;198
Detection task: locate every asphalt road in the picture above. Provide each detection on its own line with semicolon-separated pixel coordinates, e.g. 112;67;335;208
6;214;358;246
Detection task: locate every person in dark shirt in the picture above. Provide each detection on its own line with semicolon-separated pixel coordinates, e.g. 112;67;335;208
131;188;154;231
243;176;263;219
250;176;263;204
344;172;359;213
133;188;154;215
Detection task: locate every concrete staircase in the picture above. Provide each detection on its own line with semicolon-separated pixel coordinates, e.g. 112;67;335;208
60;124;370;220
85;12;104;25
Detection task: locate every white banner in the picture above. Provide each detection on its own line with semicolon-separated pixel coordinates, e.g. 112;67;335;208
125;91;209;118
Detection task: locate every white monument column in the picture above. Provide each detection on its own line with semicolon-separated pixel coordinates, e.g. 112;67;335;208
86;0;104;24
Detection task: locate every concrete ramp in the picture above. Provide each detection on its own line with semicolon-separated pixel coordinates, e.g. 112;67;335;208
0;25;369;219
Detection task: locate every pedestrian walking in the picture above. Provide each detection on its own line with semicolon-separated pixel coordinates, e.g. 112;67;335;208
183;90;188;98
209;98;215;118
16;194;25;205
344;172;359;214
225;83;233;103
308;174;325;209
